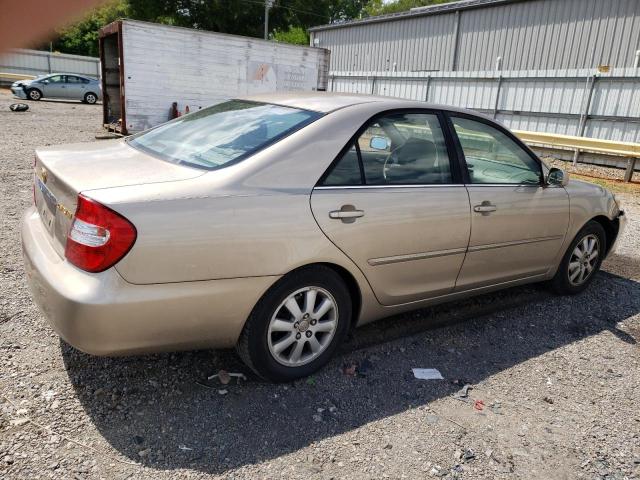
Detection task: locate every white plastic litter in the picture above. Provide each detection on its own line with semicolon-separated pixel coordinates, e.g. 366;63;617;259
412;368;444;380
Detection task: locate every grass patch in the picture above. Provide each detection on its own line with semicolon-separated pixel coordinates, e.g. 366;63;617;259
570;173;640;195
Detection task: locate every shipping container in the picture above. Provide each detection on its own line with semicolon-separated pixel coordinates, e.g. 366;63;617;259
99;20;331;135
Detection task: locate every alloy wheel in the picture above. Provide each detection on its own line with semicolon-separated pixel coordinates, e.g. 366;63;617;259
267;286;338;367
568;233;600;286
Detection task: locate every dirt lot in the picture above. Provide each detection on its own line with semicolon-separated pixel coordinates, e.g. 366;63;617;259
1;89;639;480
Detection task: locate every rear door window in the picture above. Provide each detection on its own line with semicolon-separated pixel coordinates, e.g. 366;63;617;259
321;111;453;186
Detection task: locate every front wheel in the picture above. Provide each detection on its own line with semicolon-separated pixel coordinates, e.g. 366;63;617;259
84;92;98;104
550;220;606;295
27;88;42;101
237;266;352;382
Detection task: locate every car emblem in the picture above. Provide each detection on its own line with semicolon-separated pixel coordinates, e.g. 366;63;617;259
56;203;73;219
40;167;48;184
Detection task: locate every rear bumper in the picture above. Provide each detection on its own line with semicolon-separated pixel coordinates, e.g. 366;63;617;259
21;207;277;355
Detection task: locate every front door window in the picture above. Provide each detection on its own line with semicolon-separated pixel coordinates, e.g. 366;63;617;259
452;116;541;185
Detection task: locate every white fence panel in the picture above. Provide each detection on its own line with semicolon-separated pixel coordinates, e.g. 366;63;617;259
0;48;100;78
330;69;640;145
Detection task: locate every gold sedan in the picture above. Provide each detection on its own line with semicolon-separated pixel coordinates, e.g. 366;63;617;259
21;93;626;381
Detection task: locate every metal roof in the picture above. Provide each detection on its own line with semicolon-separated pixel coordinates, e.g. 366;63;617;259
309;0;526;32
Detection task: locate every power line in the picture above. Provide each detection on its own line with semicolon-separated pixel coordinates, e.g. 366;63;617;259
235;0;329;19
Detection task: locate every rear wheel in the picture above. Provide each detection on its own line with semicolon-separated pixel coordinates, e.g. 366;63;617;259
27;88;42;101
550;220;606;295
84;92;98;104
237;266;352;382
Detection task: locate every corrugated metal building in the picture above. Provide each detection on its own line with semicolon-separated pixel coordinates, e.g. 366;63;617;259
309;0;640;72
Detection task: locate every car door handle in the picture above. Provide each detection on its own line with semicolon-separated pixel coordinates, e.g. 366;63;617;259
473;202;497;214
329;205;364;223
329;210;364;219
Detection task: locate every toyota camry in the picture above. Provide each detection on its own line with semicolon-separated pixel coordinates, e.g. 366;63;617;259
22;92;626;381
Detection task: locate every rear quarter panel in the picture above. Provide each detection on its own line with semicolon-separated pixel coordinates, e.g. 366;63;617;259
109;193;345;283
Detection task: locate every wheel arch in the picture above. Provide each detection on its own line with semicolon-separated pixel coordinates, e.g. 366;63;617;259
590;214;619;256
316;262;362;330
264;262;363;331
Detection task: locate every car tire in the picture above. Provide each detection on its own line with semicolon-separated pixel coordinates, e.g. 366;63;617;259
84;92;98;104
237;265;352;382
26;88;42;101
550;220;606;295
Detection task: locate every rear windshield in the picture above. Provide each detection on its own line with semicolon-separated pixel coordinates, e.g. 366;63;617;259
127;100;321;170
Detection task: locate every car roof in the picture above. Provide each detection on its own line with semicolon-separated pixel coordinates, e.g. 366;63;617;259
47;73;96;80
238;91;490;118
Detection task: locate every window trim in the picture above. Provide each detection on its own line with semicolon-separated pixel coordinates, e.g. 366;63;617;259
317;108;464;188
445;111;545;187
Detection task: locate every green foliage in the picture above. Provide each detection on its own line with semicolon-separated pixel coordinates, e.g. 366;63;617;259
52;0;128;57
273;26;309;45
364;0;452;16
49;0;377;57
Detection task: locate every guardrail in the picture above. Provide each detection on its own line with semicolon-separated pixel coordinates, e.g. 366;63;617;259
0;72;35;85
515;130;639;182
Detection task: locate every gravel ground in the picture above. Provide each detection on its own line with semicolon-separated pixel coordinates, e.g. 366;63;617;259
1;89;639;480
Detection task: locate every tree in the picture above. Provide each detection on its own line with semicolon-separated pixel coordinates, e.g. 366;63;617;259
364;0;452;17
49;0;373;55
52;0;128;57
273;26;308;45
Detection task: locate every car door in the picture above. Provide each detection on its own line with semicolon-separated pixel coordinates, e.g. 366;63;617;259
448;113;569;290
310;110;471;306
65;75;87;99
40;75;67;98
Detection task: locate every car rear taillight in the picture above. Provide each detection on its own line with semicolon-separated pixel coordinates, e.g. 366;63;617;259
65;194;137;273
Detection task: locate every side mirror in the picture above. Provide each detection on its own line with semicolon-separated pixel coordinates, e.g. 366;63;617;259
369;136;389;151
41;80;49;84
547;167;569;187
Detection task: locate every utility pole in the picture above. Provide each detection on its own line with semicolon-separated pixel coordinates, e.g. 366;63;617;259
264;0;273;40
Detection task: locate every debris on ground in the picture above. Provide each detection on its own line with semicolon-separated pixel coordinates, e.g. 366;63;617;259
342;363;357;376
207;370;247;384
453;384;473;399
342;359;374;377
9;103;28;112
412;368;444;380
462;449;476;462
473;400;485;411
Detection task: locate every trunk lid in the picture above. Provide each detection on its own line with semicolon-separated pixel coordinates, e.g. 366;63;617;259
33;139;205;257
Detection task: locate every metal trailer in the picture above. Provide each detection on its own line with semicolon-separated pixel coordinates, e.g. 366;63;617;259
98;19;331;135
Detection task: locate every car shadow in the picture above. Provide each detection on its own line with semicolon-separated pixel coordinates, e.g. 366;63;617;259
61;271;639;474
